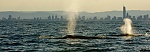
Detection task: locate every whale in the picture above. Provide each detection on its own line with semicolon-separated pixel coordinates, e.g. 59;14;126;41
49;35;118;39
39;34;143;39
60;35;106;39
107;34;143;36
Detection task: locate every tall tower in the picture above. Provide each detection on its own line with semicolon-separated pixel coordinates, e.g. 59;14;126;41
123;5;126;19
8;15;12;20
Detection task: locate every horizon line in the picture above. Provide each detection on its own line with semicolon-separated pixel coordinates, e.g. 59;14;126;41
0;10;150;13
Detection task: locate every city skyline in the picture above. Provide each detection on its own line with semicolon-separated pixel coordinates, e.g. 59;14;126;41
0;0;150;12
1;5;149;21
0;5;150;20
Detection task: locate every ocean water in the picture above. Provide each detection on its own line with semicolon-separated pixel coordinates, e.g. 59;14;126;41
0;20;150;52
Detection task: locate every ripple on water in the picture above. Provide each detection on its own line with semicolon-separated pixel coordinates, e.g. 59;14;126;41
0;21;150;52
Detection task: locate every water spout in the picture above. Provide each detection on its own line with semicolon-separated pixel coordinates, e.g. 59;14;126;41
120;18;133;35
67;0;79;35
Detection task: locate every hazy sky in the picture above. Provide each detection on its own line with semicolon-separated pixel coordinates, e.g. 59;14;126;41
0;0;150;12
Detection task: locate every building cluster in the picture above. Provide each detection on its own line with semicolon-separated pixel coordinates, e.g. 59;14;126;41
121;6;149;21
1;6;149;21
78;6;149;21
47;15;64;20
2;15;21;20
99;14;149;21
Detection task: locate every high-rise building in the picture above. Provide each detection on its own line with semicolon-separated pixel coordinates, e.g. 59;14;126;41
100;18;104;20
55;15;57;20
82;16;85;21
48;16;51;20
126;13;129;18
37;17;40;20
8;15;12;20
123;6;126;18
93;16;98;20
112;16;117;21
61;16;64;20
89;18;92;21
143;14;149;20
17;17;20;20
132;16;136;21
52;15;54;20
104;15;111;20
137;15;143;20
34;17;36;20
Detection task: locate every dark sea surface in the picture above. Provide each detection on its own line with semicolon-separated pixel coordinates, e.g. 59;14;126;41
0;20;150;52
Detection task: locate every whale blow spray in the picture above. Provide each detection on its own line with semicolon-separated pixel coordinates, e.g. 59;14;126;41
67;0;79;35
120;18;133;35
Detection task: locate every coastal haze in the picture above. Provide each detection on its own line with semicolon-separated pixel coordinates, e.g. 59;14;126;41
0;0;150;19
0;0;150;52
0;10;150;19
0;0;150;12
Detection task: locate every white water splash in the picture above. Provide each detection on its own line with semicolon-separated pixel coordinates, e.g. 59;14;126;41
120;18;133;34
67;0;79;35
145;33;150;36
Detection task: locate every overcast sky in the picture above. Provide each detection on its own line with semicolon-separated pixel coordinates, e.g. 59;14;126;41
0;0;150;12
